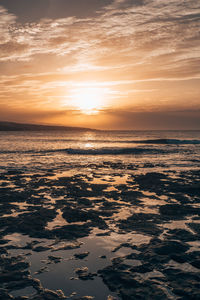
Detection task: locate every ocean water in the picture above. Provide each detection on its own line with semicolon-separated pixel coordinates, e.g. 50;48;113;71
0;130;200;173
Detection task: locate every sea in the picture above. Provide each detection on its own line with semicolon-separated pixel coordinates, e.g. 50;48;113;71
0;130;200;173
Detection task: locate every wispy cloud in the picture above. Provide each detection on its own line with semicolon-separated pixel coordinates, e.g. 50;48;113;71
0;1;199;68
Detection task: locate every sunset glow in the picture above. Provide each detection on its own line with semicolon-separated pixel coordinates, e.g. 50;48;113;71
69;87;107;114
0;0;199;129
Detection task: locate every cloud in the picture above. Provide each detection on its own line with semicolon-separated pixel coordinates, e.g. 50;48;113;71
0;6;16;45
0;0;200;128
0;0;199;69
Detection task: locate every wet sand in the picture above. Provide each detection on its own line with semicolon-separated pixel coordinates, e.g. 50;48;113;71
0;165;200;299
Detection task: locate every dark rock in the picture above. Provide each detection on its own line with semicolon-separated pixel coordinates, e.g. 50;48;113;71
33;246;51;252
48;256;62;264
166;228;195;242
74;252;89;259
118;213;162;236
154;240;189;255
187;223;200;236
190;260;200;269
99;255;107;259
0;288;13;300
75;267;96;280
160;204;200;218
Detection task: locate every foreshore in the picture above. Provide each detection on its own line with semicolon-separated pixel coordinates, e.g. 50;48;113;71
0;164;200;299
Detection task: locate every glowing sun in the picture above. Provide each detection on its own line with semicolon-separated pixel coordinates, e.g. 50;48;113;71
71;87;106;114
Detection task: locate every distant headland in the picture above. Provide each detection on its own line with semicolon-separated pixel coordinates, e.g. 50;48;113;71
0;121;98;132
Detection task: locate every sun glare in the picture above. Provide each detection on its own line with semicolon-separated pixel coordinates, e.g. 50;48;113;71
70;87;107;114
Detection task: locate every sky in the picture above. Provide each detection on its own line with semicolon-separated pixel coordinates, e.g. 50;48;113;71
0;0;200;130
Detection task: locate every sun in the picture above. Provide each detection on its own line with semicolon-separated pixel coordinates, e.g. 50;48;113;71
70;87;106;114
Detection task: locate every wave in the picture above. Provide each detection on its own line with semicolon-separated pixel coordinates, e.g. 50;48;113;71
0;147;172;155
108;138;200;145
56;147;171;155
75;139;199;145
31;138;200;145
129;139;200;145
0;139;198;156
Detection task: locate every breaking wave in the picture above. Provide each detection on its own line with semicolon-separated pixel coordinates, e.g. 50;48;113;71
93;138;200;145
0;147;173;155
20;138;200;145
131;139;200;144
57;147;172;155
35;138;200;145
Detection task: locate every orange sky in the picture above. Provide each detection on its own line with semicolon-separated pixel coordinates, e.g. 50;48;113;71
0;0;200;129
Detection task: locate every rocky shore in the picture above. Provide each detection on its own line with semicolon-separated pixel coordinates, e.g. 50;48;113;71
0;165;200;299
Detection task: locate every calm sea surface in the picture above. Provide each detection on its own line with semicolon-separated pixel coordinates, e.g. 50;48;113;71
0;130;200;173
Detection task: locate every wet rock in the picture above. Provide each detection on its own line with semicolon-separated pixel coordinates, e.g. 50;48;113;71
98;260;170;300
74;297;94;300
0;269;29;285
120;190;142;204
107;296;117;300
159;204;200;219
163;268;200;299
187;222;200;236
52;242;83;252
34;266;49;275
99;255;107;259
112;243;138;253
137;238;190;262
4;261;30;272
134;172;168;191
190;259;200;269
33;246;51;252
120;283;169;300
90;183;108;192
62;208;90;223
118;213;162;236
166;228;195;242
170;253;188;264
129;263;153;274
0;288;13;300
5;208;57;238
62;207;108;230
36;288;67;299
74;267;96;280
52;224;91;240
76;198;93;207
96;231;111;236
48;256;62;264
74;252;89;259
98;265;139;290
23;241;41;250
154;240;189;255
